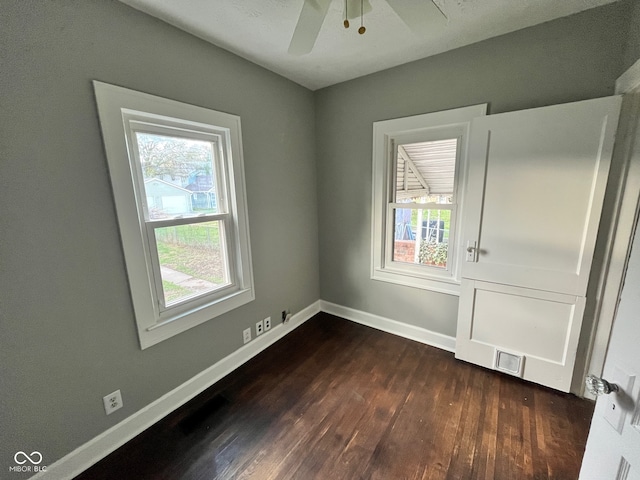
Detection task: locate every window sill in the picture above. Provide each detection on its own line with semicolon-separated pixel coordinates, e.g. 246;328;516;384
371;268;461;296
138;287;255;349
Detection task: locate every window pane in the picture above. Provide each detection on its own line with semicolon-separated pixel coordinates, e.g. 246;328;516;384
392;208;450;269
154;221;229;306
136;133;219;219
395;138;457;203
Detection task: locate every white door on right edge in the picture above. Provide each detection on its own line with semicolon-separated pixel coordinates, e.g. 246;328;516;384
456;96;621;392
580;212;640;479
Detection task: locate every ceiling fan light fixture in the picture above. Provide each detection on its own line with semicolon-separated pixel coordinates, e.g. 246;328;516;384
290;0;446;55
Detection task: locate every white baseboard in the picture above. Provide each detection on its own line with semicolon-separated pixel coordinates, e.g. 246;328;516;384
34;300;321;480
320;300;456;353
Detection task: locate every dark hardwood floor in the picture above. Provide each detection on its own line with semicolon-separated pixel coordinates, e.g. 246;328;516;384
76;313;594;480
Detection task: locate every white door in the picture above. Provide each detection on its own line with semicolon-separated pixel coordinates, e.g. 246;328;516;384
580;216;640;479
456;96;621;392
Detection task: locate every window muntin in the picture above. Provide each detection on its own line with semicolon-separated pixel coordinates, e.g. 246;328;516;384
94;81;254;348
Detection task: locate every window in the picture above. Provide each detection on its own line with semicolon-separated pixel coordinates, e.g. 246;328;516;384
371;104;487;295
94;82;254;348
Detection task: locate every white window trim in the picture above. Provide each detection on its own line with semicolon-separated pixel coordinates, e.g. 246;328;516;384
94;81;254;349
371;104;487;296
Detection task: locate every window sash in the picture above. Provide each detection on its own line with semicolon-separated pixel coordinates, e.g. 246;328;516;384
144;217;236;314
123;115;240;319
385;205;457;274
125;120;230;220
386;135;461;278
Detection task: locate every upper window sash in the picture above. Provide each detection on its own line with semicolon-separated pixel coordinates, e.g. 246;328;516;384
122;116;231;220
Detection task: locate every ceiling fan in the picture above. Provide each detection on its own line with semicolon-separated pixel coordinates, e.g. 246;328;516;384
288;0;447;55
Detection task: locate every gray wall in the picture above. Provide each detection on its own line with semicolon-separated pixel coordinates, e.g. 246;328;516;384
623;0;640;71
315;2;632;338
0;0;318;472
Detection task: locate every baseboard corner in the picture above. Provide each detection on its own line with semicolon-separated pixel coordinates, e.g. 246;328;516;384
319;300;456;353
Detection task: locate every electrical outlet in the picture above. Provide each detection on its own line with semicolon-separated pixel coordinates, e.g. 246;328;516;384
256;319;264;336
264;317;271;331
103;389;123;415
243;327;251;344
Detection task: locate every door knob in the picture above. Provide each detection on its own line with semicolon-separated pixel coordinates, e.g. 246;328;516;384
585;374;619;396
466;246;476;253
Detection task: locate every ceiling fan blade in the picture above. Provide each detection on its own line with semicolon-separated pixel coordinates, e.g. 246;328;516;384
385;0;447;34
288;0;333;56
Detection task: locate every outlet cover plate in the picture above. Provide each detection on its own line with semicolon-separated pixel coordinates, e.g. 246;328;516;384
103;389;123;415
264;317;271;331
256;320;264;336
243;328;251;344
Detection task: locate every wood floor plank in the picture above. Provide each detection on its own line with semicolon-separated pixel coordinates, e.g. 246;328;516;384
75;313;594;480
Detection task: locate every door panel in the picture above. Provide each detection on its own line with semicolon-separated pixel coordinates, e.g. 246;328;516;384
462;96;621;296
458;279;584;392
456;96;621;391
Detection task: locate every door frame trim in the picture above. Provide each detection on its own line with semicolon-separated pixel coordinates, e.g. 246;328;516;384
582;58;640;397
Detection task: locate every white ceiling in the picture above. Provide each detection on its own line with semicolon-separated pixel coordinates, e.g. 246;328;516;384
119;0;620;90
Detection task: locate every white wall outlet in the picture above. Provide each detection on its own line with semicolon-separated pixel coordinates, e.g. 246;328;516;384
103;389;123;415
243;327;251;344
264;317;271;331
256;319;264;336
